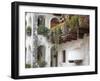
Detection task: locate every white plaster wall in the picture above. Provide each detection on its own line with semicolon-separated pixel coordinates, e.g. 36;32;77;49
25;13;33;65
57;36;89;66
40;14;58;67
25;13;53;67
41;14;90;67
25;13;38;67
82;36;89;65
38;35;53;67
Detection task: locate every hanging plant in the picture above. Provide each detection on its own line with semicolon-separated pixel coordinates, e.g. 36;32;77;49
37;25;50;37
50;26;62;44
26;26;32;36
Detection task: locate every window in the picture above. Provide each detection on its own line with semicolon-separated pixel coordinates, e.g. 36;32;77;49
51;17;59;28
62;50;66;62
38;15;45;27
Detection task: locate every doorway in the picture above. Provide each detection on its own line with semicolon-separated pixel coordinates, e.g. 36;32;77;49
37;45;46;67
50;46;58;67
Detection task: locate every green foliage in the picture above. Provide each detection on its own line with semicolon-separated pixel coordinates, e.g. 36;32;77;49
26;26;32;36
56;27;62;35
37;25;50;37
66;15;79;29
50;26;62;44
66;15;89;29
25;64;31;68
37;60;47;67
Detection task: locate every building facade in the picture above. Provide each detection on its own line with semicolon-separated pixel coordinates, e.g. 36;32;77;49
25;13;89;68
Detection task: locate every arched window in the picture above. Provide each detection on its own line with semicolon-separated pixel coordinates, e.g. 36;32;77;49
50;18;59;28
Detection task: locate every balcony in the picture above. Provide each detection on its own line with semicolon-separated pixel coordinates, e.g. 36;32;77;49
50;22;89;44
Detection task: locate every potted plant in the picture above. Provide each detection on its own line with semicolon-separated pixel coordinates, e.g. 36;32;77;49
26;26;32;36
37;25;50;37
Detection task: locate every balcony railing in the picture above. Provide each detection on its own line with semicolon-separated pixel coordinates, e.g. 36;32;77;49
50;23;89;44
